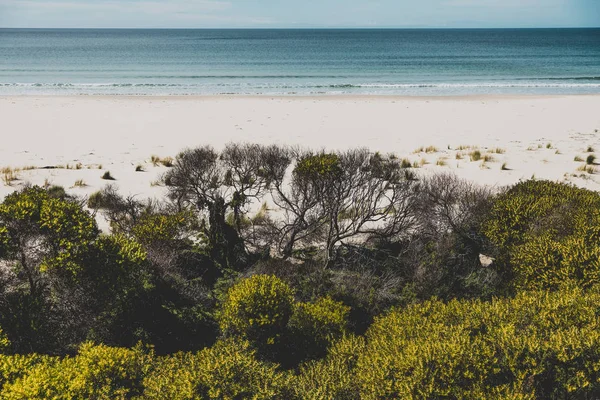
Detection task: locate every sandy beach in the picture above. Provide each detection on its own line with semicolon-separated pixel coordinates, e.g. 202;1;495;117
1;95;600;201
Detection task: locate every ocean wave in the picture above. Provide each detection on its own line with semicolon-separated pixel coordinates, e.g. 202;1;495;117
2;80;600;95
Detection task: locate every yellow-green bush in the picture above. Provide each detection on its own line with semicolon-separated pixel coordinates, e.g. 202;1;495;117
218;275;295;346
0;354;55;391
143;338;293;400
0;327;8;353
288;297;350;361
294;334;365;400
132;211;195;246
1;342;151;399
0;186;99;278
484;180;600;290
0;225;8;257
355;285;600;399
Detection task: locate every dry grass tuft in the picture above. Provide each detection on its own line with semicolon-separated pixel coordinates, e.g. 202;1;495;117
1;167;19;186
469;150;482;162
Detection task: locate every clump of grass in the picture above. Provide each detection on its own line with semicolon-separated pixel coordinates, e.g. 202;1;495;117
1;167;19;186
75;163;83;170
483;154;494;163
419;158;428;166
546;143;552;149
425;146;438;154
400;159;412;169
492;147;505;154
412;161;421;169
98;164;103;170
469;150;482;162
73;179;87;187
587;154;596;165
455;153;463;160
135;164;145;172
574;155;584;162
501;162;509;171
101;171;116;181
480;161;490;170
537;144;543;149
150;155;161;166
554;149;561;155
457;145;476;151
587;146;595;153
160;157;174;168
22;165;36;171
436;158;447;167
577;164;596;174
526;146;537;151
150;180;163;187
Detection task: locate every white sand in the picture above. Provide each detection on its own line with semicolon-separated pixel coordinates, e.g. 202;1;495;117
1;95;600;203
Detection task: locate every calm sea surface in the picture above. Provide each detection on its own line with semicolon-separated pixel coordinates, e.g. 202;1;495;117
1;28;599;96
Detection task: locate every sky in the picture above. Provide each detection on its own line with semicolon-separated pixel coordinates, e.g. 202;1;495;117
0;0;599;29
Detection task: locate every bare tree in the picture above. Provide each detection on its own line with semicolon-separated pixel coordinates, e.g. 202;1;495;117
262;148;416;266
163;144;278;269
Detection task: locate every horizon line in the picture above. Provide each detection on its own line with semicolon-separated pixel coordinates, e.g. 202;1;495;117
1;26;599;30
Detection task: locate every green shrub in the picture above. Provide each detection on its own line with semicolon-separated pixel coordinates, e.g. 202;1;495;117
143;339;292;400
0;328;8;353
218;275;295;348
101;171;116;180
1;342;151;399
355;285;600;399
294;335;365;400
0;186;99;279
131;212;194;246
0;354;55;391
484;180;600;290
288;297;350;362
587;154;596;165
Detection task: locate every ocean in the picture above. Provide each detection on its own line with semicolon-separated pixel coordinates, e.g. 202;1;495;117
1;28;599;96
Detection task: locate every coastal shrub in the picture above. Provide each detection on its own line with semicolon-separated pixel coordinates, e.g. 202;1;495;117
288;297;350;362
294;335;365;399
355;285;600;399
0;342;151;399
0;327;9;353
484;180;600;290
143;339;292;400
0;186;99;290
587;154;596;165
218;275;295;349
101;171;116;180
0;354;55;391
131;211;194;246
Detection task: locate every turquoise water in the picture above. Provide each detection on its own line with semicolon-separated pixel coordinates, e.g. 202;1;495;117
1;28;599;96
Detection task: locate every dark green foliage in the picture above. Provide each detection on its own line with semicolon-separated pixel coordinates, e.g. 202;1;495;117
101;171;116;180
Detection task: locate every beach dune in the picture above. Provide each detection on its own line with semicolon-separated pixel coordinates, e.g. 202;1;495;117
1;95;600;199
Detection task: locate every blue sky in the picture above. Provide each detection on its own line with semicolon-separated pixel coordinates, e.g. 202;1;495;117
0;0;599;28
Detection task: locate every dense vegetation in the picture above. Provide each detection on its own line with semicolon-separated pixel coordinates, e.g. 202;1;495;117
1;143;600;399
